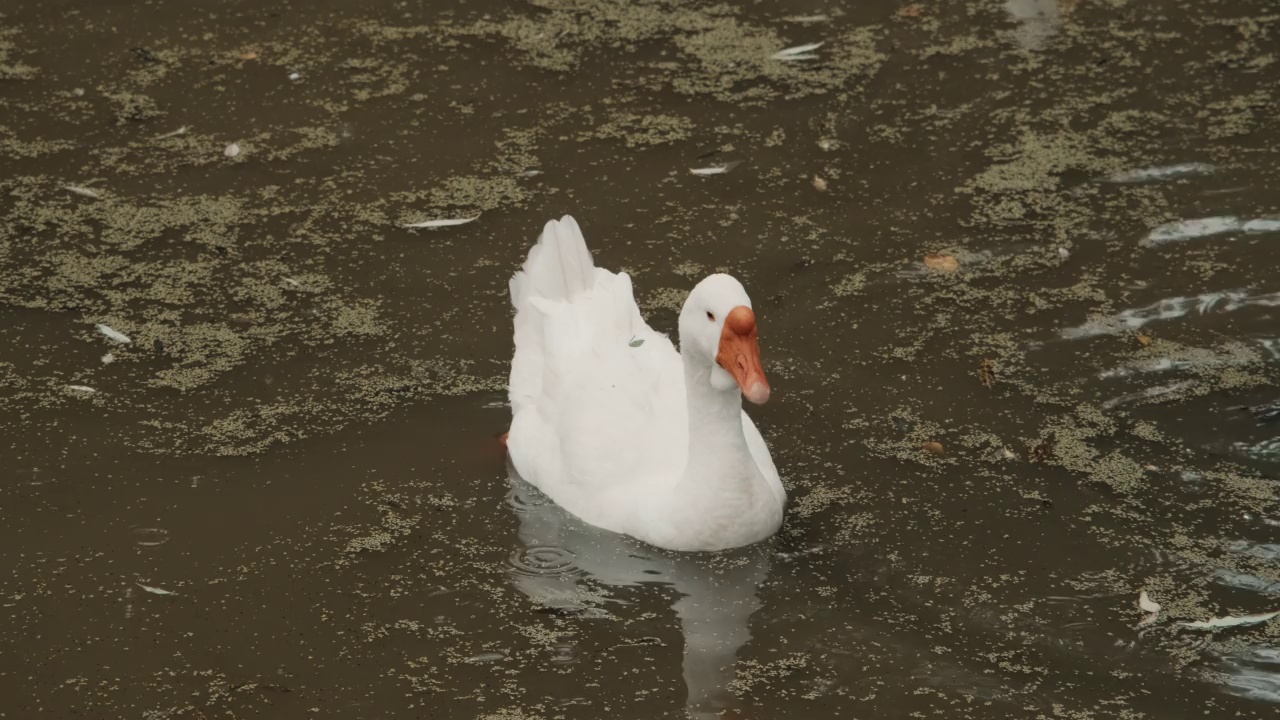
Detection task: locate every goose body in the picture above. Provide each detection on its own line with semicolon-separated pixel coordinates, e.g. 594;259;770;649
507;216;785;551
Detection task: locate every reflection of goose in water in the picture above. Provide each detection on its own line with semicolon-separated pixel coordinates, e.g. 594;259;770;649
505;472;772;718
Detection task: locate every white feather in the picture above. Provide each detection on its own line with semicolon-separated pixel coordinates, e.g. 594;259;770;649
770;42;823;60
403;214;481;229
689;161;741;176
95;323;132;344
63;184;100;199
1181;610;1278;630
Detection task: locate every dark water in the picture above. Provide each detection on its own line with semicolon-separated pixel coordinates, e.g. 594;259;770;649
2;0;1279;717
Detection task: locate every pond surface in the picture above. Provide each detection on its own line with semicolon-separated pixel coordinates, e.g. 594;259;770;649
2;0;1279;717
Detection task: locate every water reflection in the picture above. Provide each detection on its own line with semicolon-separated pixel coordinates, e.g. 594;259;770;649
1004;0;1067;51
1217;647;1280;704
504;470;773;718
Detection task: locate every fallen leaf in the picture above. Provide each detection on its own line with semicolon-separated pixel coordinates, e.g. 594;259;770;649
1181;610;1278;630
1138;591;1161;614
1029;433;1055;463
812;175;828;192
923;253;959;272
979;358;996;389
1137;331;1153;347
402;214;482;229
628;337;645;348
898;4;924;18
921;441;945;456
238;51;259;61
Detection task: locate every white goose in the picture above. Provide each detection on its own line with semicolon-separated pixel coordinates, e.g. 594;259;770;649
507;215;785;551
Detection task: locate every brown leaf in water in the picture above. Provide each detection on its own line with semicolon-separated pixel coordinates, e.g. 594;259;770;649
979;358;996;389
1029;433;1056;464
1137;331;1153;347
812;175;828;192
238;50;259;61
923;253;959;272
898;4;924;18
921;441;945;456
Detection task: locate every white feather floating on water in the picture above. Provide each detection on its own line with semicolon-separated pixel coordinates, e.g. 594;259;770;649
402;214;482;229
95;323;132;344
66;385;97;394
101;352;115;365
1138;591;1161;614
63;184;101;199
689;161;742;176
1181;610;1279;630
136;582;176;596
154;125;190;140
770;42;823;61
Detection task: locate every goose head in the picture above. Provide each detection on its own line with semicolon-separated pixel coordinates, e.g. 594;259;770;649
678;274;771;404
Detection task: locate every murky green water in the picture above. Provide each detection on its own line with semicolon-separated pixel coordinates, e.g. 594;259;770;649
3;0;1279;717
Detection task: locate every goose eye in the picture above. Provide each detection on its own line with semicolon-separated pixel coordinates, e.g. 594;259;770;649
706;311;716;322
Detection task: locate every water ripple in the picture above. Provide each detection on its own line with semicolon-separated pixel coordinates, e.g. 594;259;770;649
508;546;583;579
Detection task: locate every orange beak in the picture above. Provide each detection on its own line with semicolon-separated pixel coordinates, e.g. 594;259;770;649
716;306;771;404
